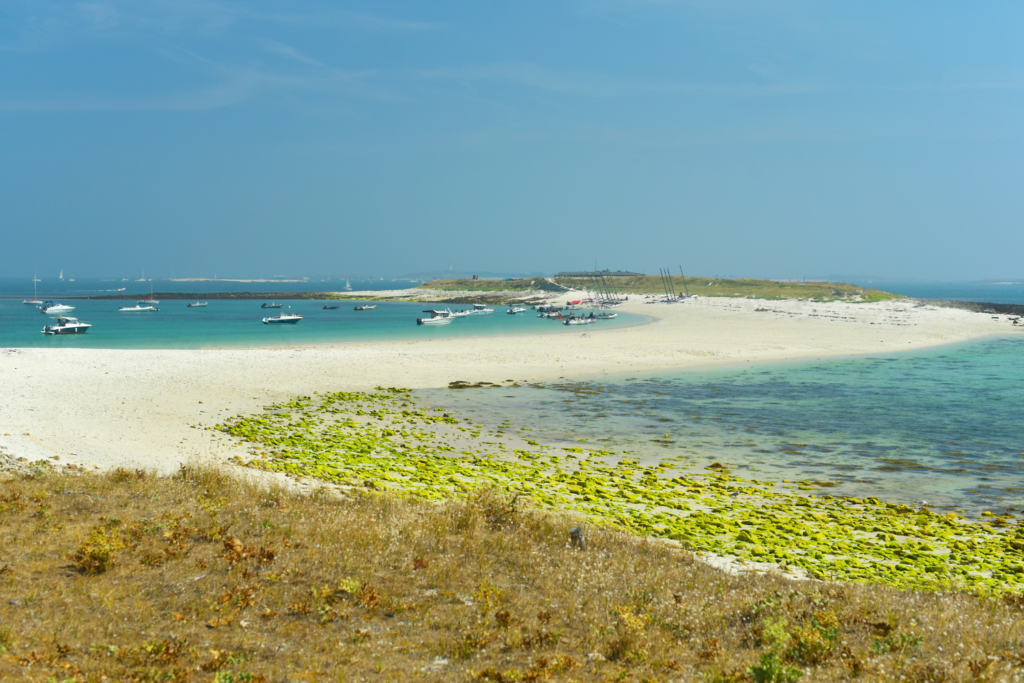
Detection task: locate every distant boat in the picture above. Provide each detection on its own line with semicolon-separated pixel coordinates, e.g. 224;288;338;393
323;304;340;310
138;281;159;305
354;305;377;311
344;279;353;291
23;274;42;305
416;309;453;325
119;304;158;312
467;304;494;315
187;301;208;308
507;307;526;315
41;302;75;314
263;314;302;324
59;269;63;281
564;316;596;325
261;302;283;309
43;316;91;335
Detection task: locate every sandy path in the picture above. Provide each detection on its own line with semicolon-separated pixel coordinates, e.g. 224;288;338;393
1;295;1019;473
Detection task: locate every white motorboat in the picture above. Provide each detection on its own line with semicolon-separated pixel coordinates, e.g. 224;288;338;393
119;304;159;312
354;305;377;310
261;302;283;309
449;309;472;318
593;312;617;320
467;304;493;315
263;314;302;324
506;307;526;315
43;316;91;335
187;301;208;307
538;310;562;318
416;309;453;325
564;316;597;325
41;302;75;314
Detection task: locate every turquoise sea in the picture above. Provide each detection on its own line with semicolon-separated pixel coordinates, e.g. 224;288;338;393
0;297;645;349
422;337;1024;517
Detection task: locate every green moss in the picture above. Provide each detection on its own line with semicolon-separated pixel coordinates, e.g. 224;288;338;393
217;389;1022;595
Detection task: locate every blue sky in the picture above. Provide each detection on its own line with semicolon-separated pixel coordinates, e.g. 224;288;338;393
2;1;1024;280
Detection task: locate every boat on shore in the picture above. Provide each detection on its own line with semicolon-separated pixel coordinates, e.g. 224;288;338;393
43;316;91;335
417;309;453;325
119;304;158;312
593;312;617;319
564;315;596;325
507;307;526;315
41;302;75;314
354;305;377;311
261;303;283;309
263;314;302;324
187;302;208;308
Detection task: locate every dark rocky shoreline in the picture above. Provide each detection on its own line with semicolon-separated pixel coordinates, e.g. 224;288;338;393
918;299;1024;317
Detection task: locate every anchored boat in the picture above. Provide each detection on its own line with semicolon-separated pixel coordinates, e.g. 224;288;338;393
506;307;526;315
261;302;283;309
467;304;493;315
187;301;208;308
43;316;91;335
40;302;75;314
354;305;377;311
119;304;158;312
263;313;303;324
416;309;453;325
323;304;341;310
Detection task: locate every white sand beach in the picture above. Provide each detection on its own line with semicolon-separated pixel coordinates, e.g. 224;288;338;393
1;293;1019;474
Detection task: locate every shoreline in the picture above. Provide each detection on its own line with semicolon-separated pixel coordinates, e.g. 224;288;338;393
0;293;1020;476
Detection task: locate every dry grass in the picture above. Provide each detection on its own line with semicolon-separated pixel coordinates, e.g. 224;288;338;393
1;466;1022;683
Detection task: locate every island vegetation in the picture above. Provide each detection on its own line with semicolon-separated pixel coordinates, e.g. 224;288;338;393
420;276;901;302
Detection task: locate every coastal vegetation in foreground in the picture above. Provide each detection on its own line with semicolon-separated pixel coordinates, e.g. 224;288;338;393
215;389;1024;596
421;276;901;302
0;465;1021;682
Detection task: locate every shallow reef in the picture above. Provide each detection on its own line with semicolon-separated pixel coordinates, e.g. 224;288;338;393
216;389;1024;595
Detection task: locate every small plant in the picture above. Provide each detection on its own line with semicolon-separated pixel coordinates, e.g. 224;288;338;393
748;651;803;683
68;522;125;574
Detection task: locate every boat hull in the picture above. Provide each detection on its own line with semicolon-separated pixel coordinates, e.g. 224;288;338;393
417;317;451;325
44;326;89;335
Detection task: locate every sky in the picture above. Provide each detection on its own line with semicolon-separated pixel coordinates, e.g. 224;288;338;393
2;1;1024;281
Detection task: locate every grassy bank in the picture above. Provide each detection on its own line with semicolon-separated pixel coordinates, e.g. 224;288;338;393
421;277;900;302
1;465;1022;682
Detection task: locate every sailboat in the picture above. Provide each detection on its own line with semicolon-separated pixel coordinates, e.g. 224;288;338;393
59;269;64;281
23;273;42;305
138;281;159;305
344;278;352;291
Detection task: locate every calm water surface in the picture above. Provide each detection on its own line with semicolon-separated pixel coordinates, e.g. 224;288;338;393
421;337;1024;516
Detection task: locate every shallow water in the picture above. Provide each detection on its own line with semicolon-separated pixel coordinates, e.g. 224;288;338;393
420;336;1024;516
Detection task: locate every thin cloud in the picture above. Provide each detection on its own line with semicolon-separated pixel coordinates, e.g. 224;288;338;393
417;63;830;99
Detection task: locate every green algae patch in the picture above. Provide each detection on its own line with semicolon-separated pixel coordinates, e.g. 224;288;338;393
216;389;1024;595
